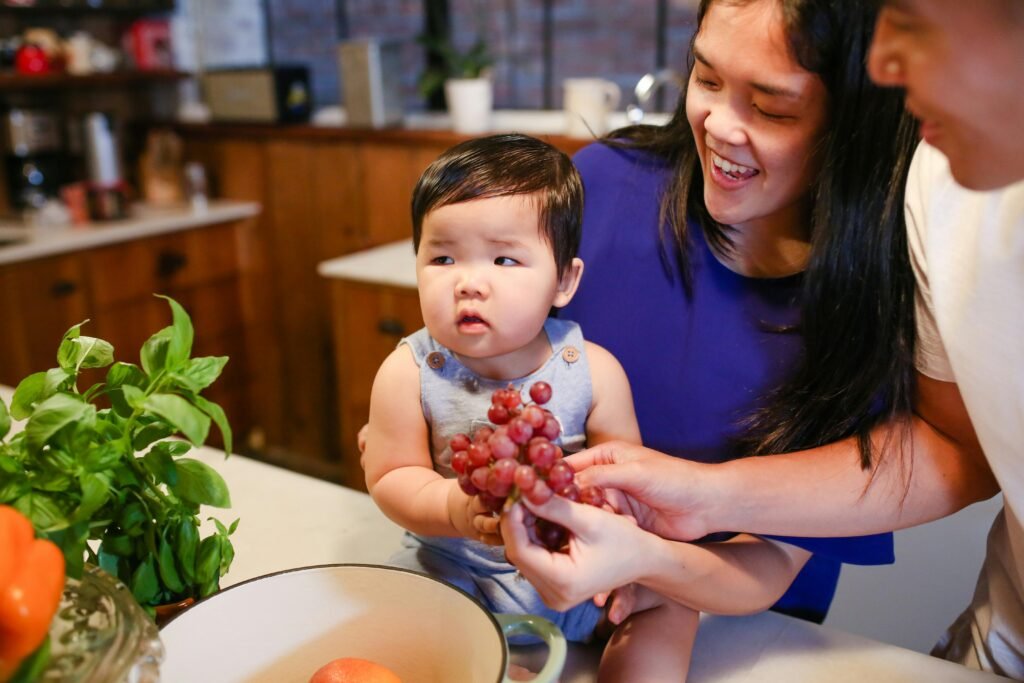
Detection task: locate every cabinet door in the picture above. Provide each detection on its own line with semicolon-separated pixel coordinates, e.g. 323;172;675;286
329;280;422;490
0;254;91;383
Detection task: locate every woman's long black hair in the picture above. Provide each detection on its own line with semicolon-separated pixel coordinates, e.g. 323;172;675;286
608;0;919;469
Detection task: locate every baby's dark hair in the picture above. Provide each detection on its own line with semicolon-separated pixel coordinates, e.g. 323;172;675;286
411;133;583;277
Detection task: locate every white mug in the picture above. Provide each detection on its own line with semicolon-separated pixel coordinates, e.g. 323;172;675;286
563;78;622;138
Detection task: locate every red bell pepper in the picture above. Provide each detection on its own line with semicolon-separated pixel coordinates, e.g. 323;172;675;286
0;506;65;682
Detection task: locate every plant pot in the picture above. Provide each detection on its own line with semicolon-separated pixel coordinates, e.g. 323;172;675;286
445;77;493;134
154;596;196;628
159;564;566;682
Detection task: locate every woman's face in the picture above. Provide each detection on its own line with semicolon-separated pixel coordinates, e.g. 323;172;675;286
686;0;828;234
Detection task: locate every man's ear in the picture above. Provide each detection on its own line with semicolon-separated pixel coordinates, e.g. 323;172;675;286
552;257;584;308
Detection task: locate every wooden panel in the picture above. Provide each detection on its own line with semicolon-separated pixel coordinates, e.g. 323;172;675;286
359;144;418;246
4;254;92;376
0;266;32;384
330;279;422;490
311;141;367;255
264;140;337;463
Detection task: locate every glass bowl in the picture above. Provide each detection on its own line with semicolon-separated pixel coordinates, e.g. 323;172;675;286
39;564;163;683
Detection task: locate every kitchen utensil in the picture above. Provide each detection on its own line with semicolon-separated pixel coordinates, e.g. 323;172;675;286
159;563;566;683
563;78;621;138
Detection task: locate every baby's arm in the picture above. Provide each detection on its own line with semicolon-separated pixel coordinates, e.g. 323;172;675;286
363;346;484;540
584;341;642;446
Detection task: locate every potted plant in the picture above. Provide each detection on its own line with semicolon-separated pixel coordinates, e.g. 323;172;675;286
0;295;237;620
419;32;494;135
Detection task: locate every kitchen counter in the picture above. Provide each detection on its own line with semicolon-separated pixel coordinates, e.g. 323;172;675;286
317;238;415;288
0;383;1006;682
0;200;260;265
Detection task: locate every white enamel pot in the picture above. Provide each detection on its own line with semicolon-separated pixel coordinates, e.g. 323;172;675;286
159;564;566;682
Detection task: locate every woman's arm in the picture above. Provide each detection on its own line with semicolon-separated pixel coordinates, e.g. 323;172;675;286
569;372;999;540
501;496;808;614
363;347;485;540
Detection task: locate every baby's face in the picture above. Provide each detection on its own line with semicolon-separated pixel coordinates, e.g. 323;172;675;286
415;194;571;379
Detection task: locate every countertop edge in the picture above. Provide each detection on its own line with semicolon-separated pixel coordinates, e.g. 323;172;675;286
0;200;261;266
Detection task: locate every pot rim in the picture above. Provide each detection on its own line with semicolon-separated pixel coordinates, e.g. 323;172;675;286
159;562;509;680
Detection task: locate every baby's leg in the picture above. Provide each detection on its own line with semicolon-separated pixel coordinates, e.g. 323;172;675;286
597;590;699;683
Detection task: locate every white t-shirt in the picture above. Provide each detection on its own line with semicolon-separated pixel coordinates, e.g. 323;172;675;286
906;142;1024;677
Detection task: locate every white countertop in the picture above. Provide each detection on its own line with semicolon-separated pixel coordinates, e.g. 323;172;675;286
0;384;1007;682
318;238;416;288
0;200;260;266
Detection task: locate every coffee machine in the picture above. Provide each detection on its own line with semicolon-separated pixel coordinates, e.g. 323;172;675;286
2;108;68;211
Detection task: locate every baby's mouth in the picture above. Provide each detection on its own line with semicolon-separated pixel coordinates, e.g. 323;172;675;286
458;313;488;326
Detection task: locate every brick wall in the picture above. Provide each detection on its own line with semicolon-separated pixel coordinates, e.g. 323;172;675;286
267;0;697;113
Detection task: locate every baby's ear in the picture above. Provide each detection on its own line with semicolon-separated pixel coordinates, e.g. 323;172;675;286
552;257;584;308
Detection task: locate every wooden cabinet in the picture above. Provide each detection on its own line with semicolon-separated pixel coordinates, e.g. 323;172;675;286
328;280;422;490
0;221;253;451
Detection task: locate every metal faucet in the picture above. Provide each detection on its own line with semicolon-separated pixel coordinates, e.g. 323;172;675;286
625;68;685;123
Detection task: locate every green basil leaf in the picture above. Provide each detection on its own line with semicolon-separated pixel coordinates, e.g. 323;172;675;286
0;395;9;440
13;492;68;531
101;533;135;558
191;395;232;456
143;394;210;446
46;521;89;580
97;549;121;578
0;476;26;504
143;447;178;487
140;327;171;376
107;362;147;389
218;534;235;575
80;443;122;472
44;367;72;394
228;518;240;534
157;295;195;371
170;458;231;508
25;394;96;452
170;356;228;393
150;440;192;459
158;535;185;594
175;520;199;584
121;385;146;411
11;372;46;420
74;472;111;521
195;535;221;589
59;335;114;372
117;501;147;536
130;556;160;605
132;421;174;451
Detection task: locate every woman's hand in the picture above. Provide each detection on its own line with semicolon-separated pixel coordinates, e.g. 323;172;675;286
568;442;715;541
500;495;661;611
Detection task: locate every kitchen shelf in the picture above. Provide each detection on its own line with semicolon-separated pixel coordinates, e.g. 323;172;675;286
0;0;174;14
0;69;189;91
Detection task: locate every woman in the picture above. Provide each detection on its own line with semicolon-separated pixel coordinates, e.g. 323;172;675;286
502;0;919;645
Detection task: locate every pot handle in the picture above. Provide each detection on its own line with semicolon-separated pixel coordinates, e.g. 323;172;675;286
495;613;567;683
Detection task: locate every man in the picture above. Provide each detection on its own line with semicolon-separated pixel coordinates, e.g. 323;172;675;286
502;0;1024;675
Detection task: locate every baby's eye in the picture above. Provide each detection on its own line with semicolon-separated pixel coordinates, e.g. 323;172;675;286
430;256;453;265
494;256;519;266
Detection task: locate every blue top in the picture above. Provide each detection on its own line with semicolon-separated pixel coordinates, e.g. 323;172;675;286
560;143;894;623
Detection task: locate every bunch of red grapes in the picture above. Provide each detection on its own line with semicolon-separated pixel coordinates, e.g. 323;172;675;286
448;381;606;551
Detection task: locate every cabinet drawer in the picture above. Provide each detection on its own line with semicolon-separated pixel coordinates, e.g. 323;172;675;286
87;223;241;309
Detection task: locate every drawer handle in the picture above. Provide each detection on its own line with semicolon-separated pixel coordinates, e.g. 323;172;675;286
377;318;405;336
50;279;78;298
157;250;188;278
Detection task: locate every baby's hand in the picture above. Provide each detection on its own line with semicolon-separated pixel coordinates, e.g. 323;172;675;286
448;485;503;545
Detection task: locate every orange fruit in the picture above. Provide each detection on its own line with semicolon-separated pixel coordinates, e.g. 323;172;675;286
308;657;402;683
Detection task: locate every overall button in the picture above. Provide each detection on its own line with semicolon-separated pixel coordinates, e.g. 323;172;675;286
562;346;580;363
427;351;446;369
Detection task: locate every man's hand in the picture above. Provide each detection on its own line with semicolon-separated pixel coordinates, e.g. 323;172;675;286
568;442;713;541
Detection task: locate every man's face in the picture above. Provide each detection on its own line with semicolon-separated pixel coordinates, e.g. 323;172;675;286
868;0;1024;190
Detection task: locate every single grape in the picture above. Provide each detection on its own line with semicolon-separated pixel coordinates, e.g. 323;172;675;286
506;417;534;445
467;442;492;468
500;387;522;410
488;432;517;459
486;469;513;498
457;474;478;496
547;461;574;490
529;381;553;405
556;483;580;503
540;417;561;441
579;485;605;508
450;433;471;452
470;466;490;491
527;440;557;469
473;426;494;443
487;403;511;425
521;405;546;429
451;450;470;475
524;479;553;505
536;519;567;550
478;492;506;513
513;464;537;491
492;457;517;484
